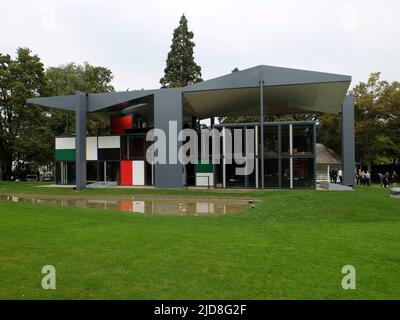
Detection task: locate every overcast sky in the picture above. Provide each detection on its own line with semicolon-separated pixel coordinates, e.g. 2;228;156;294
2;0;399;91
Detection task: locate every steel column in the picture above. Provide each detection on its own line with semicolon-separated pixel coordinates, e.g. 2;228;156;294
289;124;293;189
259;80;264;189
341;95;355;186
313;122;317;189
75;91;87;190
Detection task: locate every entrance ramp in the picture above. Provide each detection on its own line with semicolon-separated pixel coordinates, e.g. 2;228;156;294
319;181;353;191
87;182;118;189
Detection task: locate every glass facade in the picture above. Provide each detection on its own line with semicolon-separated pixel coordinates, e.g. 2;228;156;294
55;161;76;185
55;122;315;189
216;121;316;189
264;123;315;189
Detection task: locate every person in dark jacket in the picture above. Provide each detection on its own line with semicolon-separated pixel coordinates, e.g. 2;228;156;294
383;172;390;188
332;168;338;184
392;171;398;187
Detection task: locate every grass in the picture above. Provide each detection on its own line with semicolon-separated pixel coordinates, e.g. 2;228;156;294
0;181;399;299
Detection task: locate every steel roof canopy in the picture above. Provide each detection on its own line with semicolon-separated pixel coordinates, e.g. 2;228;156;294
182;65;351;118
27;65;351;117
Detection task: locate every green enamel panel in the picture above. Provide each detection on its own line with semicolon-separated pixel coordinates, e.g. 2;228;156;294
56;149;76;161
195;161;213;173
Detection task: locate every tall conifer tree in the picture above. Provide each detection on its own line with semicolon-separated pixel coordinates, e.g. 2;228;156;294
160;14;202;88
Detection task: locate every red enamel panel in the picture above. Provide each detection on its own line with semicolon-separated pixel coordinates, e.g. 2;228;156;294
110;115;133;134
121;160;133;185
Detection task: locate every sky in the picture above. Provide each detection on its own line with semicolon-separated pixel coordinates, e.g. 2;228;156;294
2;0;400;92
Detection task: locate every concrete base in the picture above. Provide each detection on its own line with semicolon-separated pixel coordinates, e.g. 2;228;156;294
390;188;400;199
319;181;353;191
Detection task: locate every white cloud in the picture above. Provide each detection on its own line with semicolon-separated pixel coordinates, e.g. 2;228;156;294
2;0;399;91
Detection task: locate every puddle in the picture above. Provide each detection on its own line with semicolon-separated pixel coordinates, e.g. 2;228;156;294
0;194;249;216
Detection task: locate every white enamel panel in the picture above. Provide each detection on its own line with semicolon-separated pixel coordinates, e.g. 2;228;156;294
132;160;145;186
86;137;98;160
55;137;75;150
196;173;213;187
98;136;120;149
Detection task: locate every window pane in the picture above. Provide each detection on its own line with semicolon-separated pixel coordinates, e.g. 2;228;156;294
106;161;120;183
226;162;246;188
281;158;290;188
98;162;105;182
264;158;279;188
129;136;145;160
86;162;97;182
66;162;76;185
264;126;278;156
55;162;62;184
121;136;128;160
281;125;290;156
293;158;314;188
246;158;256;188
293;125;313;155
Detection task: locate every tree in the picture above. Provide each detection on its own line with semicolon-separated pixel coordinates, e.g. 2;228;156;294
45;62;115;136
0;49;116;180
0;48;48;180
46;62;114;95
350;73;400;170
318;73;400;168
160;14;202;88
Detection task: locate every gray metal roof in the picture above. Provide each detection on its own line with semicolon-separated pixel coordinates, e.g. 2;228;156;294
27;65;351;117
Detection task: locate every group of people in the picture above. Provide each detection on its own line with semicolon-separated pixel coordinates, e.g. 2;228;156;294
356;169;371;186
329;168;343;184
378;171;398;188
355;169;398;187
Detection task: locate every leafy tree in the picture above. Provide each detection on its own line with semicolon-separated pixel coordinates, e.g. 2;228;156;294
317;113;341;154
160;14;202;88
384;81;400;164
0;49;116;180
45;62;115;136
318;73;400;170
46;62;114;95
0;48;48;180
351;73;400;170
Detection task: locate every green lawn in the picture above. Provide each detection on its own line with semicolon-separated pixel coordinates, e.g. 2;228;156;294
0;182;399;299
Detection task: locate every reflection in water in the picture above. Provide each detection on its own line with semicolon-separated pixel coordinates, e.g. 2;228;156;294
0;195;248;215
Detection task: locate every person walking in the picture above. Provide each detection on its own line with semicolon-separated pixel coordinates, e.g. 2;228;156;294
383;172;390;188
365;171;371;186
358;169;363;185
378;173;384;187
392;171;398;187
338;169;343;184
360;170;365;185
332;168;338;184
